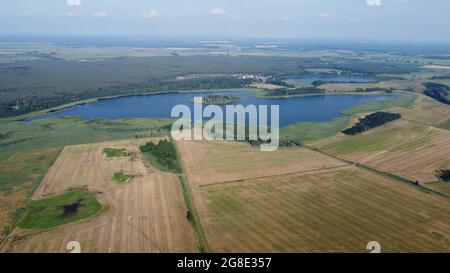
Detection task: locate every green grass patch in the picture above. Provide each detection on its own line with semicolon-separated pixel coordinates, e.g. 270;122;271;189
103;148;128;158
112;171;134;183
179;176;209;253
342;91;417;115
432;231;445;240
0;186;13;196
320;121;430;154
280;116;351;143
18;191;102;229
438;118;450;130
0;147;61;188
2;226;11;236
0;132;13;141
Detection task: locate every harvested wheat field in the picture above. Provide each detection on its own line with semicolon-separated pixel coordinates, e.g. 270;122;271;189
313;119;450;183
394;94;450;127
0;138;196;253
196;166;450;253
426;182;450;196
176;140;346;186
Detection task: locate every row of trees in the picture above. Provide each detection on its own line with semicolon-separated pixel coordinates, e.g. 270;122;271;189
202;95;240;105
436;170;450;182
247;138;301;147
266;87;325;97
266;77;294;88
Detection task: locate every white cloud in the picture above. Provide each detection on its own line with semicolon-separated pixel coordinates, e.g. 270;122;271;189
66;0;81;6
281;16;290;22
367;0;382;6
142;10;160;19
434;19;447;25
319;12;335;18
66;11;78;17
92;11;108;17
210;8;224;15
17;10;33;17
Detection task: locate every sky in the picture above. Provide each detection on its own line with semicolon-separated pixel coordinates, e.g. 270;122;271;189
1;0;450;42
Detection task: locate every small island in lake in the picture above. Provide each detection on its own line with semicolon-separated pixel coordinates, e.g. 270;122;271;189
194;95;241;105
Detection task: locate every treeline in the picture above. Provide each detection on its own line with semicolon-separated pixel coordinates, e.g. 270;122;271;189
312;81;334;87
247;138;301;147
354;87;393;93
221;123;301;147
202;95;240;105
265;87;325;97
342;112;401;135
311;80;378;87
0;132;13;141
423;82;450;105
436;170;450;182
430;75;450;80
140;140;181;173
266;78;294;88
0;77;252;118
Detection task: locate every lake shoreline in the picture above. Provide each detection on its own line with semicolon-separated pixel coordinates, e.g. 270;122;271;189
7;88;254;122
6;87;390;123
21;90;393;127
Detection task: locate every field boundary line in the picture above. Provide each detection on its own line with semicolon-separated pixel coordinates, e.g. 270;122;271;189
198;164;351;189
0;147;64;249
174;140;210;253
304;145;450;200
358;125;432;164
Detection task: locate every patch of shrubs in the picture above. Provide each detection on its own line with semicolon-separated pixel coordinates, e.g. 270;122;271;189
436;170;450;182
342;112;401;135
140;140;181;173
0;132;13;141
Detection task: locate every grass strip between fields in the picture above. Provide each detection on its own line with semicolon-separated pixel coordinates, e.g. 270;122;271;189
0;147;62;245
178;175;210;253
172;138;210;253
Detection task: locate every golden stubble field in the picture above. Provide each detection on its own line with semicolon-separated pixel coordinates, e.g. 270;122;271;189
177;140;450;252
1;138;197;253
394;94;450;127
312;119;450;183
176;140;346;186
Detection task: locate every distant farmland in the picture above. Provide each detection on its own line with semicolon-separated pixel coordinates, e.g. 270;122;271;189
176;140;450;252
195;166;450;252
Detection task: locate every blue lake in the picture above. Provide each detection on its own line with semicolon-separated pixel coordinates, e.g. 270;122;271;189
27;91;390;127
